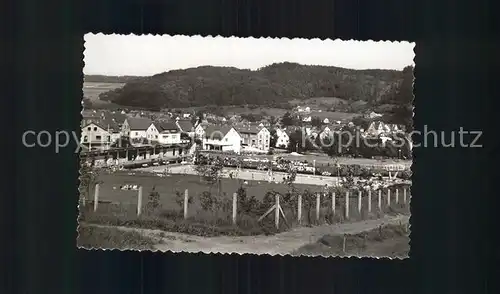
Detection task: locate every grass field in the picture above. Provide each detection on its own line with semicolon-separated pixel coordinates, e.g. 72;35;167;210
293;223;409;258
80;169;410;237
307;110;359;121
289;97;348;107
88;172;326;209
83;82;125;100
77;224;156;250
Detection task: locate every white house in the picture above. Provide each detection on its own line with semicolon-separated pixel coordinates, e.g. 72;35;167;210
366;121;405;136
323;118;330;124
146;123;160;142
157;122;182;145
319;126;333;139
256;127;271;151
236;126;270;151
81;122;112;150
122;117;152;142
201;125;242;154
275;128;290;148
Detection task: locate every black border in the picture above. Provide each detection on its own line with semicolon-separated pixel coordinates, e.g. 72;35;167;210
6;0;495;293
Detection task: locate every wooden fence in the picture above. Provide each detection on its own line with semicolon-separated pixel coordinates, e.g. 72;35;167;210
83;183;410;229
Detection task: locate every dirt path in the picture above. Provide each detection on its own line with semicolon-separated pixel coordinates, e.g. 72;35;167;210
88;214;409;255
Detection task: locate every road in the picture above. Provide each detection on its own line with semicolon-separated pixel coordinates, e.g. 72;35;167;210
88;214;409;255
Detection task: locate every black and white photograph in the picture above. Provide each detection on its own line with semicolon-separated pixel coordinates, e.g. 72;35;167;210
78;34;414;258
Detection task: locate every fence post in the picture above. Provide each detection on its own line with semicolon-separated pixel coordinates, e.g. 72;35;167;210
403;188;407;204
137;186;143;216
184;189;189;219
342;235;347;253
93;183;100;212
316;193;321;222
378;190;382;211
275;194;280;230
387;189;391;206
232;192;237;225
345;191;349;219
297;194;302;225
368;190;372;213
332;192;336;216
357;190;362;214
396;188;399;203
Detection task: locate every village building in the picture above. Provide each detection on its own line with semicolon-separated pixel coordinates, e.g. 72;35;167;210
319;125;333;139
236;126;270;151
275;128;290;149
175;119;195;138
366;121;405;137
145;121;184;145
157;122;182;145
81;121;113;150
200;125;242;153
121;117;153;142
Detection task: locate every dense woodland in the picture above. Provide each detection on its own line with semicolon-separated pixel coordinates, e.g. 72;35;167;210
97;63;412;106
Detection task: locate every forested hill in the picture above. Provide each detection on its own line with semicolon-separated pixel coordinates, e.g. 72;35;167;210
97;62;414;110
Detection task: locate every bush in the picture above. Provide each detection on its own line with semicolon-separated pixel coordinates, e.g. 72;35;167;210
236;187;260;215
145;187;161;215
199;191;217;211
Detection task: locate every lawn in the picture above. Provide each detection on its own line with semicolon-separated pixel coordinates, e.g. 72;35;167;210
83;82;125;100
80;169;410;237
293;223;410;258
89;172;325;209
77;224;156;250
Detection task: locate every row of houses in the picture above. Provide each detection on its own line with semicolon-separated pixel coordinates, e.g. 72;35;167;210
80;115;195;149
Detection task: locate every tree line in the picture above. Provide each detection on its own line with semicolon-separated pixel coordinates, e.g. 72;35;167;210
98;63;414;111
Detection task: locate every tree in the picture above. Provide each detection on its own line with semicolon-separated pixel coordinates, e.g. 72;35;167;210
287;130;302;152
82;98;93;109
194;157;225;197
79;160;102;203
311;117;322;128
281;112;295;126
145;186;161;215
269;129;278;148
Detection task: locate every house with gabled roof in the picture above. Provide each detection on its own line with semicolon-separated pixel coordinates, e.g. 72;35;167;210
121;117;152;142
81;121;112;150
146;121;179;145
319;125;333;139
236;126;271;151
275;128;290;149
199;125;242;154
156;122;182;145
175;119;195;137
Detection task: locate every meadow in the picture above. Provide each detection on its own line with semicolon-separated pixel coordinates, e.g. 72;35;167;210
87;171;326;209
83;82;125;100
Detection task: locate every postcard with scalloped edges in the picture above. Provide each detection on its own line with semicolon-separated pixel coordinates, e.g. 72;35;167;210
78;33;414;258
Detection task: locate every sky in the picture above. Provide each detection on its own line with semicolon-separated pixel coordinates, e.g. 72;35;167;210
83;34;415;76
